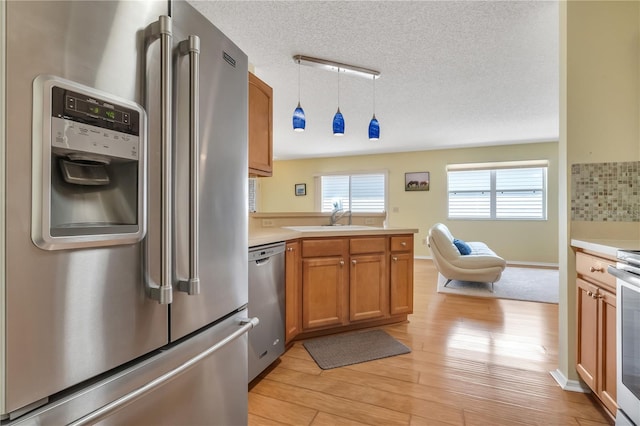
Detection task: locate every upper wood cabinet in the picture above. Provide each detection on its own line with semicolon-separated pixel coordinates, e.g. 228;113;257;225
248;72;273;177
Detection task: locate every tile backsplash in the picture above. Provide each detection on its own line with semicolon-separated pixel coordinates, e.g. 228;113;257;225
571;161;639;222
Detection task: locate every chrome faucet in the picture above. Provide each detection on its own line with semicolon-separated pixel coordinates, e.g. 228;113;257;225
329;208;352;226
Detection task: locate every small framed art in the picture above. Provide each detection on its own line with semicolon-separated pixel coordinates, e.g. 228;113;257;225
294;183;306;196
405;172;430;191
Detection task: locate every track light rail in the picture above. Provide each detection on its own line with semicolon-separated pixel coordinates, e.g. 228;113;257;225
293;55;380;80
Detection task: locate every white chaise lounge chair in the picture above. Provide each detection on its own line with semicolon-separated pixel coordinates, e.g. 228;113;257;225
427;223;506;292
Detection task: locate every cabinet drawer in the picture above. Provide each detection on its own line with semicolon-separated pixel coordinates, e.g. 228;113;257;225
302;238;347;258
390;235;413;252
350;237;386;254
576;252;616;290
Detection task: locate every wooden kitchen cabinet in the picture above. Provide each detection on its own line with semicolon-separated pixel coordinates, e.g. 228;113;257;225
349;237;388;322
575;250;617;417
285;240;301;344
390;235;414;315
291;234;414;338
248;72;273;177
301;239;349;331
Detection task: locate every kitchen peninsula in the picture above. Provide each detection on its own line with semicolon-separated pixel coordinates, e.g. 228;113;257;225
249;213;418;344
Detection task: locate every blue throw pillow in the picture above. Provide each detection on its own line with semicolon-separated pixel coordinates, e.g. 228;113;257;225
453;238;472;255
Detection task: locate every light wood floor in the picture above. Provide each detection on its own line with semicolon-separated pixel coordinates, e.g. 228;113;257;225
248;259;612;425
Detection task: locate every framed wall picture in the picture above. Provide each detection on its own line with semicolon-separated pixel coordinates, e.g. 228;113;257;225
405;172;430;191
294;183;306;196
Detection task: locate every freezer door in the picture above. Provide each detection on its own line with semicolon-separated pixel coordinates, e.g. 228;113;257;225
3;0;169;416
6;311;252;425
170;1;249;340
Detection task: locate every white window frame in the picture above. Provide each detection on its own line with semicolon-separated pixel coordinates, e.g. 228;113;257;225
447;160;548;220
314;170;388;213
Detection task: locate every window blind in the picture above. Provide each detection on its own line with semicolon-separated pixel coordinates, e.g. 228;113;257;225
320;173;385;213
447;164;547;220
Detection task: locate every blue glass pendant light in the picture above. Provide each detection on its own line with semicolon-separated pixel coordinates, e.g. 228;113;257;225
293;102;305;132
368;115;380;140
333;69;345;136
292;59;306;132
368;76;380;140
333;108;345;135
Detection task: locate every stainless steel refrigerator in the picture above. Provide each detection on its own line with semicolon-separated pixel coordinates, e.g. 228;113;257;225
1;1;253;424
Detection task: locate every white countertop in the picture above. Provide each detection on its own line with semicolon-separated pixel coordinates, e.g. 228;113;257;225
571;238;640;258
249;226;419;248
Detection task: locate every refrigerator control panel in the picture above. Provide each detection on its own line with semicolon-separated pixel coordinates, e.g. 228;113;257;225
32;75;147;250
49;86;141;160
50;117;139;161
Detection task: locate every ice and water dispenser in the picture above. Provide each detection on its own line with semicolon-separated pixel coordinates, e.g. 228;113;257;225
32;76;146;250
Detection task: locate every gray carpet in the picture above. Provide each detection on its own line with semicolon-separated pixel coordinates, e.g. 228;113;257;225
436;266;559;304
303;329;411;370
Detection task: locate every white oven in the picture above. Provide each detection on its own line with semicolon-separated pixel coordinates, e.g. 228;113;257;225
609;250;640;426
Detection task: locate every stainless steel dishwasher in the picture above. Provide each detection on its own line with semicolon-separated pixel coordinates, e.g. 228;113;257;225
248;241;286;382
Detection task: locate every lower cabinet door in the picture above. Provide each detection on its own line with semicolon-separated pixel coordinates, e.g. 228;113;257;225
302;256;348;330
350;253;387;322
285;241;301;343
598;287;617;415
576;278;599;390
390;252;414;315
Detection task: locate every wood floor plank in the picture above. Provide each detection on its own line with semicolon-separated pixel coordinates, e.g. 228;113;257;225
265;367;464;425
249;259;611;425
248;413;291;426
248;392;317;425
311;412;375;426
252;378;411;425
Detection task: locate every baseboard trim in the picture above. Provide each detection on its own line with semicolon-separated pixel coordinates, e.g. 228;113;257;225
507;260;558;269
550;369;591;393
415;256;558;269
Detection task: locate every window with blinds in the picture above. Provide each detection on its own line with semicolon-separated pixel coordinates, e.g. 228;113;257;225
447;162;547;220
319;173;386;212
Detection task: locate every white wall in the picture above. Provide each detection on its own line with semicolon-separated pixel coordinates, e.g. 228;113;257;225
558;0;640;385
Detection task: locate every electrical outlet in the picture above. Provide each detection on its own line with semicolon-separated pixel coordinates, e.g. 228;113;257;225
262;219;274;227
364;218;374;225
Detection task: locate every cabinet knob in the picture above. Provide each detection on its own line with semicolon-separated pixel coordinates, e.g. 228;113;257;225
339;259;344;266
400;241;407;247
392;256;398;262
287;247;294;252
352;260;357;265
590;266;603;273
587;291;593;297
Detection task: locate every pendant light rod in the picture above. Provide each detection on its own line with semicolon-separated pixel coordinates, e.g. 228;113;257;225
293;55;380;80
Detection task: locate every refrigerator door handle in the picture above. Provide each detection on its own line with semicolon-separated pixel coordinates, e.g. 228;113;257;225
177;35;201;296
68;317;259;426
145;15;173;304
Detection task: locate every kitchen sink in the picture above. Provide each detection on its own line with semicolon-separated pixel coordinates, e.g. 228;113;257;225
283;225;380;232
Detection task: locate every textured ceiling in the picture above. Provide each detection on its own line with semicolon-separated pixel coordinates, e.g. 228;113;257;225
190;1;559;160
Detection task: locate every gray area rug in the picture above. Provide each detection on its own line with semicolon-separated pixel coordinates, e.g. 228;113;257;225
303;329;411;370
437;266;559;304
